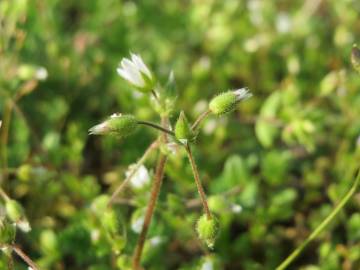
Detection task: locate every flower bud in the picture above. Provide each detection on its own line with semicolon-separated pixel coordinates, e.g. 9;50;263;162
0;219;16;244
351;45;360;73
209;88;252;115
89;113;138;137
174;111;195;143
6;200;24;222
196;214;219;249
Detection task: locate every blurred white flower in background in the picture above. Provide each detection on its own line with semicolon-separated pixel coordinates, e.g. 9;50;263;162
230;204;243;214
276;12;292;34
126;164;150;189
149;236;163;246
201;258;214;270
35;67;48;81
131;215;144;234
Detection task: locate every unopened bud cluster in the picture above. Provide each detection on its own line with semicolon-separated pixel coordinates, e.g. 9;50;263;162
90;53;252;255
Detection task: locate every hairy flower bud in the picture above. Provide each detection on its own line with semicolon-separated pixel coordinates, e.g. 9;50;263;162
6;200;24;222
351;45;360;74
174;111;195;143
196;214;219;249
117;53;155;92
89;113;138;137
5;199;31;232
209;88;252;115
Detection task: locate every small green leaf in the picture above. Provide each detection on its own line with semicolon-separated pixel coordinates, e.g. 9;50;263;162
255;91;281;147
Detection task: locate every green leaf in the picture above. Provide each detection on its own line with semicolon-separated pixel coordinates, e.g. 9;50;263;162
255;91;281;147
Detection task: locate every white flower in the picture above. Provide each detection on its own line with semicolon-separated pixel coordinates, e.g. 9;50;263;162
117;53;154;91
35;67;48;80
234;88;252;102
131;215;144;234
230;204;243;214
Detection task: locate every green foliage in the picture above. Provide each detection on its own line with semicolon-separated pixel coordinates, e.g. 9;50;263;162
1;0;360;269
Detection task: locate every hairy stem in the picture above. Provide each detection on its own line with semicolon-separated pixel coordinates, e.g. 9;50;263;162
0;244;40;270
107;140;159;207
132;118;168;270
185;144;211;219
12;245;40;270
137;120;175;137
276;169;360;270
191;109;211;131
0;186;10;201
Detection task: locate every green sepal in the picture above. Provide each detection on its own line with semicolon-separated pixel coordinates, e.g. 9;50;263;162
174;111;196;143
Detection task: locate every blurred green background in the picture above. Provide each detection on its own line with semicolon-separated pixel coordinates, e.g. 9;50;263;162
1;0;360;269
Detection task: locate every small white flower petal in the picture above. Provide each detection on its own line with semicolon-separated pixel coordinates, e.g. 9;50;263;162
234;88;252;101
89;122;109;135
131;53;152;78
117;68;135;84
121;59;145;87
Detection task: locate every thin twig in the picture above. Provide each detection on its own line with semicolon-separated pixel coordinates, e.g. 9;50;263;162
276;169;360;270
191;109;211;131
0;244;40;270
107;140;159;207
185;144;211;219
0;186;10;201
12;245;40;270
132;117;169;270
137;120;175;137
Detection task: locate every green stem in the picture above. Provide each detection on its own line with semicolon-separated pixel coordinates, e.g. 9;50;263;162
11;244;40;270
137;120;175;137
185;144;212;220
191;109;211;131
132;117;169;270
276;169;360;270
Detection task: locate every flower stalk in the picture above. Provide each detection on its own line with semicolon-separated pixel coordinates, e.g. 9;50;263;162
185;144;212;220
276;169;360;270
132;117;169;270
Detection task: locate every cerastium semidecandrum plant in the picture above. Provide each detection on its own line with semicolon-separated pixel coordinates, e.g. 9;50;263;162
89;53;252;269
